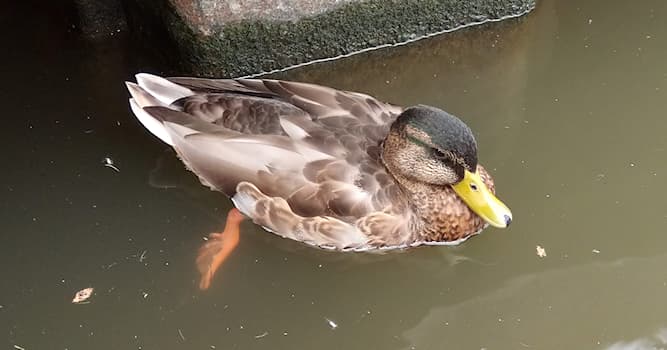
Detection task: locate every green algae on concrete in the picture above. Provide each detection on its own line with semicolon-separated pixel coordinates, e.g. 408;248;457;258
133;0;536;77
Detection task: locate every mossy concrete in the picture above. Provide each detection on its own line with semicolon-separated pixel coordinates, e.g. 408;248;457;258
128;0;536;77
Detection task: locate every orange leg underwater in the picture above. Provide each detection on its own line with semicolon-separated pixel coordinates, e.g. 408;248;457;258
196;208;245;290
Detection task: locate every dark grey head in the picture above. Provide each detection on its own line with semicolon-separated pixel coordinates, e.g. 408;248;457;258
387;105;478;185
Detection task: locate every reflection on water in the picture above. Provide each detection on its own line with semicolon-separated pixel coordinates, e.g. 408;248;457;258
4;0;667;349
606;329;667;350
402;252;667;349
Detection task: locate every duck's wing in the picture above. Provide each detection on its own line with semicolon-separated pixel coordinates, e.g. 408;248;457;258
127;74;413;249
167;76;402;126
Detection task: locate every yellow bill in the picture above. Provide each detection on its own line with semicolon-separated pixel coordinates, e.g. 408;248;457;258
451;169;513;228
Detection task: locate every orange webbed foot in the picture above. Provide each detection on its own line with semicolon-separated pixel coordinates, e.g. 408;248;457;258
196;208;245;290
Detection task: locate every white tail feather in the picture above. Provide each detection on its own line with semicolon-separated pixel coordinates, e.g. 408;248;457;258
126;74;193;146
129;98;174;145
126;82;164;107
136;73;193;105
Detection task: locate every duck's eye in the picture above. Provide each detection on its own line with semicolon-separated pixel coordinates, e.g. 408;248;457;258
470;183;479;191
432;148;448;160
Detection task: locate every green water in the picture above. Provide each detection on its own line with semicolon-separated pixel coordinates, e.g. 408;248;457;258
3;0;667;349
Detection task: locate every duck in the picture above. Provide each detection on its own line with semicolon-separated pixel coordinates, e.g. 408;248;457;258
125;73;512;289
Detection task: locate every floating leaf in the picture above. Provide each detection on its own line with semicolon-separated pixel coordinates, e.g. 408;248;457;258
72;287;94;304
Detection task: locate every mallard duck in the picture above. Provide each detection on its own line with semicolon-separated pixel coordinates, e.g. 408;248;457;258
126;74;512;289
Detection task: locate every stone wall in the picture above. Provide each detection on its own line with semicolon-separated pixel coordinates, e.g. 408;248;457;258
170;0;359;34
127;0;537;77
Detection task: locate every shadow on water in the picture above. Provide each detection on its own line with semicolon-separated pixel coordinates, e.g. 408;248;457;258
3;0;667;349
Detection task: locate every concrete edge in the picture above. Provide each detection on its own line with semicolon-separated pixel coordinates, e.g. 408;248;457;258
127;0;537;77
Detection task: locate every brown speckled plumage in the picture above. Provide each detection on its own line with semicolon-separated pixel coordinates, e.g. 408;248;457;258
411;165;495;243
126;74;502;251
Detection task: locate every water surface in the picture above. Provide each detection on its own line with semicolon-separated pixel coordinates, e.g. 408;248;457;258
3;0;667;349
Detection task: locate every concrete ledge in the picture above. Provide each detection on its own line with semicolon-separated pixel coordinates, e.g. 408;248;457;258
128;0;536;77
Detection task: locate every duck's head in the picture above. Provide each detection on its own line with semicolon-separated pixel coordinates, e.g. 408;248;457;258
383;105;512;228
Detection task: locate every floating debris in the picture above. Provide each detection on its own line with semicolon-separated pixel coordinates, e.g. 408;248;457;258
536;245;547;258
102;157;120;172
139;250;148;263
177;329;186;342
254;332;269;339
592;249;601;254
72;287;94;304
102;262;118;270
325;317;338;330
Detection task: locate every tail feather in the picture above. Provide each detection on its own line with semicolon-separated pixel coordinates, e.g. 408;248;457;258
129;98;174;145
136;73;193;105
126;81;164;107
126;74;195;146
